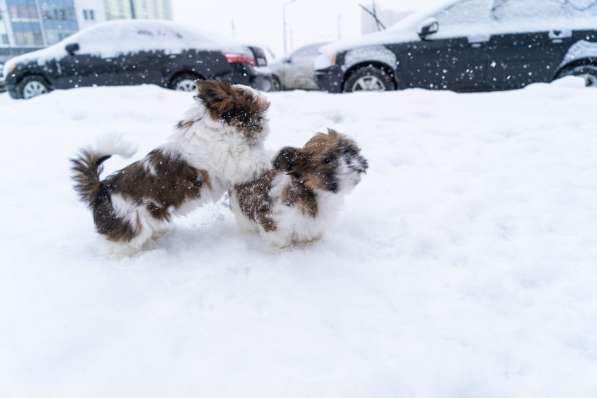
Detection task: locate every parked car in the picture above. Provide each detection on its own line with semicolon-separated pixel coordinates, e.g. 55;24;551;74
247;44;275;92
315;0;597;93
2;20;272;99
270;42;328;90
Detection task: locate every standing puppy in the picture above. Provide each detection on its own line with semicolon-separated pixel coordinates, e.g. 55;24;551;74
71;81;271;249
232;129;368;247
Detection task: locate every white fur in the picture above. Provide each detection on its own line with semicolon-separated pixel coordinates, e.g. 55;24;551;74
230;164;361;248
110;193;168;250
163;100;272;187
93;133;138;158
142;157;158;176
99;86;271;250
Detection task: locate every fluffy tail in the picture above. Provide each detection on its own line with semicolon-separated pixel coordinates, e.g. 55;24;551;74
71;134;137;205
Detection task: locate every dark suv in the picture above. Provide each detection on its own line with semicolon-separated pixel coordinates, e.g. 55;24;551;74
3;20;272;99
316;0;597;93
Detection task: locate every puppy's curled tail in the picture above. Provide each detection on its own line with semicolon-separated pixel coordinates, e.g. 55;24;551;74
71;134;137;206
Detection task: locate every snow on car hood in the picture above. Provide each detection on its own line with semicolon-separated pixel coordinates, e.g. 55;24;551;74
5;20;249;68
317;0;459;60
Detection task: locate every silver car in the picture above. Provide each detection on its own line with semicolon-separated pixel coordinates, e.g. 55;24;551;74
270;42;328;91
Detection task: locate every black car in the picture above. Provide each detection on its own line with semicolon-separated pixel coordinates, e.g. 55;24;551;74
316;0;597;93
3;20;272;99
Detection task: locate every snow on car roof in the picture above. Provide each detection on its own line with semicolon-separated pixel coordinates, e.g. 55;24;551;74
4;20;248;69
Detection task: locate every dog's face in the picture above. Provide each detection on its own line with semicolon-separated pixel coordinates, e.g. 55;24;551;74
273;130;368;194
195;80;270;144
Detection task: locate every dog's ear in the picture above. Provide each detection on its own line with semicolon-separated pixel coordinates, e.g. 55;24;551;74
273;147;303;174
196;80;235;115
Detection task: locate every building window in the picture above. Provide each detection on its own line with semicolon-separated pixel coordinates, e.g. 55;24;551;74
83;9;96;21
12;21;44;46
7;0;39;20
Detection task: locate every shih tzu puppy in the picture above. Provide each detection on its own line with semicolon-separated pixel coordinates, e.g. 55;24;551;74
231;129;368;247
71;80;271;249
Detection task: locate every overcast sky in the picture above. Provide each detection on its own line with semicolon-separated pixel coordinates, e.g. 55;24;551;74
172;0;439;57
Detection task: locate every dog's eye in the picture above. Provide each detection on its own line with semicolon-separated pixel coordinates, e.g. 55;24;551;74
323;156;334;164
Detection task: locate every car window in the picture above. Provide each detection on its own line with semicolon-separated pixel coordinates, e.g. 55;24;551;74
432;0;492;37
291;44;323;60
490;0;597;31
74;25;121;54
491;0;571;20
567;0;597;14
71;23;191;56
133;26;184;42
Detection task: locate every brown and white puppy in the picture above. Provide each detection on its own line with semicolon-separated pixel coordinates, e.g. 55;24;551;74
231;129;368;247
71;80;271;249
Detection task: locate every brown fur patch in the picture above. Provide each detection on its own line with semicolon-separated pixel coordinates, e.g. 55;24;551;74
281;182;318;218
72;148;211;243
196;80;270;143
234;170;279;232
103;150;210;224
234;168;321;235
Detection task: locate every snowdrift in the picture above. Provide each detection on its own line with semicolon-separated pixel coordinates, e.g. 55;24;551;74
1;81;597;397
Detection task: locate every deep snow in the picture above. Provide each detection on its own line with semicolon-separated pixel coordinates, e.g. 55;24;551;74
2;79;597;397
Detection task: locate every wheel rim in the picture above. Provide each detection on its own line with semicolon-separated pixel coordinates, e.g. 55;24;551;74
352;75;386;92
175;79;197;92
23;80;47;99
272;78;281;91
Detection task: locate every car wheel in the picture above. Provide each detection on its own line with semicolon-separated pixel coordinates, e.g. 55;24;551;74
170;73;202;92
558;65;597;87
343;66;395;93
18;75;50;99
271;76;283;91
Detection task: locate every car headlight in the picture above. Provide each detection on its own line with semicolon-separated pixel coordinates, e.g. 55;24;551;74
330;53;337;65
314;53;337;70
3;61;16;76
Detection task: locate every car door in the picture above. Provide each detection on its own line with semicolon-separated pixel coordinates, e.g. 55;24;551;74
485;0;577;90
401;0;493;92
113;24;171;87
56;26;126;88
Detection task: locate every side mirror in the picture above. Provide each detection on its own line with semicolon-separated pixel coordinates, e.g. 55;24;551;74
418;18;439;40
65;43;80;55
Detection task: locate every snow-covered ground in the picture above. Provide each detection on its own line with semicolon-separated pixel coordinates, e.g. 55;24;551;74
2;79;597;397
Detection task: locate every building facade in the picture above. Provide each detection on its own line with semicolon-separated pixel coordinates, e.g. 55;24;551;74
104;0;171;20
0;0;80;47
76;0;105;30
0;0;171;66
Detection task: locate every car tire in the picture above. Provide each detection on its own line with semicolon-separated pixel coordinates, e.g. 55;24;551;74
343;65;395;93
169;73;202;92
271;75;283;91
558;64;597;87
18;75;51;99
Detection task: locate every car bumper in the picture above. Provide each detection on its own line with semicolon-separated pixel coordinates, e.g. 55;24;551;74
4;73;19;98
221;64;273;92
252;67;273;92
315;65;344;93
